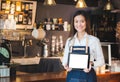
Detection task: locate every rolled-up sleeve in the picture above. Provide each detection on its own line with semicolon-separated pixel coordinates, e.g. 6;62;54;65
62;38;70;66
90;38;105;68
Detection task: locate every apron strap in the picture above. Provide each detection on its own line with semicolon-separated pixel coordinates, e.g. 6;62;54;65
85;37;89;54
69;36;89;54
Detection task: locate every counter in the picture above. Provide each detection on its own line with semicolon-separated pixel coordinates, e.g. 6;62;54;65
11;57;62;65
12;57;64;73
0;71;120;82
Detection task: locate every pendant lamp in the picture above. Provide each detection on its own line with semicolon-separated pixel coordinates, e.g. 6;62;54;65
76;0;87;8
104;0;114;10
44;0;56;6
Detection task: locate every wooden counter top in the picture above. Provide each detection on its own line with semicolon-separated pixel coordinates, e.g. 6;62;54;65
97;71;120;82
0;71;119;82
15;71;67;82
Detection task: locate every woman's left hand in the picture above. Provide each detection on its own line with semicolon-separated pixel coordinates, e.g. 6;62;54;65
83;61;93;73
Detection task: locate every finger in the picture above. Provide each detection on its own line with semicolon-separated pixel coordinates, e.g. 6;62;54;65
84;68;89;73
64;65;68;69
88;63;92;71
67;68;72;71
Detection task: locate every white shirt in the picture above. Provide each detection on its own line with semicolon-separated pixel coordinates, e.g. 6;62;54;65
62;32;105;69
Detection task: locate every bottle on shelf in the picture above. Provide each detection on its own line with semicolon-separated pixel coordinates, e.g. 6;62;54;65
51;24;55;30
46;23;51;31
18;13;23;24
28;17;32;25
29;3;33;11
43;44;48;57
21;2;25;12
55;38;59;55
16;1;21;12
6;0;11;11
14;15;18;24
1;1;6;10
25;3;29;11
51;35;56;56
22;14;28;25
63;21;68;31
10;2;15;14
59;35;63;51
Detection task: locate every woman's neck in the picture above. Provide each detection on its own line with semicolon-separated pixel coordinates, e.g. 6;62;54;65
77;31;86;40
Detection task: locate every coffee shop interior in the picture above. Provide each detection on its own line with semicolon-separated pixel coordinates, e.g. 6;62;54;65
0;0;120;82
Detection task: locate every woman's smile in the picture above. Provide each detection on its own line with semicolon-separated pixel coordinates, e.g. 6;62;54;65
74;15;86;33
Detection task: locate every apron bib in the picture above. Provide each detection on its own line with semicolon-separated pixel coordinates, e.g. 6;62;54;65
67;36;97;82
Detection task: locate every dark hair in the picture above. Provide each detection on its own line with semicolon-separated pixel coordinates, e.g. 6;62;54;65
69;10;91;37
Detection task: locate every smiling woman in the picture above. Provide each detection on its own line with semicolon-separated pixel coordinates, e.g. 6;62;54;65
62;10;105;82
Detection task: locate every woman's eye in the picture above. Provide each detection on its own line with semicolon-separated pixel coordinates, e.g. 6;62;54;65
81;20;85;23
75;20;78;23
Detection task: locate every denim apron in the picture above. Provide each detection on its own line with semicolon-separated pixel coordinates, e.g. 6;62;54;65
66;68;97;82
67;36;97;82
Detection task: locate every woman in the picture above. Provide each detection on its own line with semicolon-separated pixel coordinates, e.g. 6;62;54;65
62;10;105;82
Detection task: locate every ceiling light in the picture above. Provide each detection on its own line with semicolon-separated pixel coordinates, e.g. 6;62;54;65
43;0;56;6
104;0;114;10
75;0;87;8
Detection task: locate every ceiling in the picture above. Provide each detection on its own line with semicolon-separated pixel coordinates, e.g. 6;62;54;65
37;0;120;9
37;0;99;7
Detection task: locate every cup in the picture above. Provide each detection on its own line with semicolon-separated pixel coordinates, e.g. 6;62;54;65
53;18;57;24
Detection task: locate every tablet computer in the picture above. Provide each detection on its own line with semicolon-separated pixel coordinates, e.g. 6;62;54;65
68;46;90;69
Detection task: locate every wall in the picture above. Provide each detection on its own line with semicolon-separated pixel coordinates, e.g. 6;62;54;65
35;1;120;24
35;2;93;24
35;2;119;42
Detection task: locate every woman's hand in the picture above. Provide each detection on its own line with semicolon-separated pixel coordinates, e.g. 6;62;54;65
64;64;72;72
83;61;93;73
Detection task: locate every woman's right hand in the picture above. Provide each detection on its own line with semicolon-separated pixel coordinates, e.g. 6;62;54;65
64;65;72;72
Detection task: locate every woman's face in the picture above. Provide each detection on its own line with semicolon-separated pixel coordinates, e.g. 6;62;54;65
74;15;86;33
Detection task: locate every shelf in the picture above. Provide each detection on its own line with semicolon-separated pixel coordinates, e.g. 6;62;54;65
0;0;37;29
